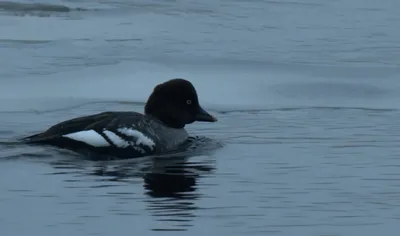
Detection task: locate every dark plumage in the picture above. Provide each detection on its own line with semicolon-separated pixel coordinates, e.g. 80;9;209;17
21;78;217;159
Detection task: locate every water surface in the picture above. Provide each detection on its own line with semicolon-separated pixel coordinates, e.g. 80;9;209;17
1;0;400;235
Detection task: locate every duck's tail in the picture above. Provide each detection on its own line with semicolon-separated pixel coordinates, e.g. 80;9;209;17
19;132;47;143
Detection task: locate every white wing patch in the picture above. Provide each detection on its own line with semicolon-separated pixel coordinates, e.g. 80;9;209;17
61;128;155;154
103;129;147;153
117;127;156;150
62;130;110;147
103;130;130;148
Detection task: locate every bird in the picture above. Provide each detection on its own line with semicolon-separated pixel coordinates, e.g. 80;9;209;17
20;78;217;159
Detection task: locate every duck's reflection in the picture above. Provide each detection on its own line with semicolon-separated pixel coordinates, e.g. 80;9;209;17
48;138;219;231
143;154;214;195
142;155;214;231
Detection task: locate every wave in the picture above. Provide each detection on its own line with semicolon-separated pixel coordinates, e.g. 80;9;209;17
217;106;398;114
0;1;88;13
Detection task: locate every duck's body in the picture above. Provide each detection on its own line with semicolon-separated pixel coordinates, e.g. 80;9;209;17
22;111;189;159
21;79;217;159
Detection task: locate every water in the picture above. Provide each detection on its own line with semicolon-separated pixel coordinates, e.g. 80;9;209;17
1;0;400;235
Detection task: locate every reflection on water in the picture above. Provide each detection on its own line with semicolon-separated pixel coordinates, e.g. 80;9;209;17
143;156;206;232
3;102;400;235
42;136;220;231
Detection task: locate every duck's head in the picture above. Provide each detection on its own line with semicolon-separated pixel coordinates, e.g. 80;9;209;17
145;78;217;129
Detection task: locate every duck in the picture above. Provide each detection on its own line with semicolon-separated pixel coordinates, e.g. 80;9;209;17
21;78;217;159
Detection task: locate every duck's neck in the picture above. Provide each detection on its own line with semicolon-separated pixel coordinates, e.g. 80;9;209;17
145;112;186;129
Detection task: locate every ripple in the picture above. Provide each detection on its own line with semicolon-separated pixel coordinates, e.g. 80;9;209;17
2;99;400;235
0;1;87;13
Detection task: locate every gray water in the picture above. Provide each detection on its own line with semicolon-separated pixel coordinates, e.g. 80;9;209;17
1;0;400;235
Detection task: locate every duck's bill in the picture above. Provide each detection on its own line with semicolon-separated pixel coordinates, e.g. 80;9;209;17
195;107;217;122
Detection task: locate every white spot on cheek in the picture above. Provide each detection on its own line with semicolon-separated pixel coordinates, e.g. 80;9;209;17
63;130;109;147
117;128;156;150
103;130;130;148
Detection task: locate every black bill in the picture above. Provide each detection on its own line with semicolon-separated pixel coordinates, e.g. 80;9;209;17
195;106;217;122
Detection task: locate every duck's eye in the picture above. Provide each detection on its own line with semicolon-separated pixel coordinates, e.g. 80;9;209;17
186;99;192;105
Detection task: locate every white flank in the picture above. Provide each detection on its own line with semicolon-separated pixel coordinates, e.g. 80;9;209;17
117;127;156;150
103;130;130;148
63;130;110;147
